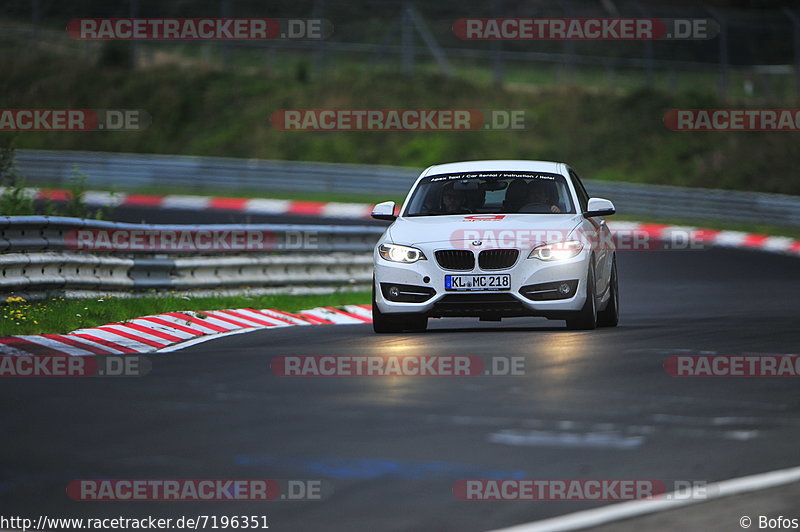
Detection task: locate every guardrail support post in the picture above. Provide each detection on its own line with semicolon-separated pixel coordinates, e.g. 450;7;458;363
402;3;414;75
784;8;800;102
707;7;729;100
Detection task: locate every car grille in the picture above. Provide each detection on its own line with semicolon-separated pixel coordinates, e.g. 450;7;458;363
478;249;519;270
435;250;474;271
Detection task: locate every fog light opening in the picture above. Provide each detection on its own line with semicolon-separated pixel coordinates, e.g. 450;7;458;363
389;286;400;299
558;282;572;295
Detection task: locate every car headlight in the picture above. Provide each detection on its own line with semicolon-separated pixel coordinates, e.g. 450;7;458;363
528;240;584;261
379;243;427;263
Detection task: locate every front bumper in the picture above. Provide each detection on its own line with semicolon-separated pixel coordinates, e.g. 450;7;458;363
374;246;590;319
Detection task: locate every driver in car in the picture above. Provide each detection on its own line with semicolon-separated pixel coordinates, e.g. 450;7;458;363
440;183;472;214
520;180;562;213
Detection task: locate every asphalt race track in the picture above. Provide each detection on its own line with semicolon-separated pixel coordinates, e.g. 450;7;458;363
2;246;799;531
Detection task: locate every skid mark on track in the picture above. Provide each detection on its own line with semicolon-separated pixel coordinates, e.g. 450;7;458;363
488;429;645;450
421;413;762;444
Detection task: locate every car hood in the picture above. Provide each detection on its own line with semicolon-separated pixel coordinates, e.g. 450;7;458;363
386;214;585;248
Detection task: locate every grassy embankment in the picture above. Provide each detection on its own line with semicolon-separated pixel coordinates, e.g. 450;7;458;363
0;292;371;336
2;46;799;196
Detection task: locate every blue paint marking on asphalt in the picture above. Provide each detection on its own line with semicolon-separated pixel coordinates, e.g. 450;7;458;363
235;454;526;480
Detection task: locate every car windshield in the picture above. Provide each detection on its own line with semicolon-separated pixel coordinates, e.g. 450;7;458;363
404;171;576;216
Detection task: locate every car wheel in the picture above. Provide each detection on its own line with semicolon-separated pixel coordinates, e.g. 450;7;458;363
597;256;619;328
372;284;427;333
566;262;597;330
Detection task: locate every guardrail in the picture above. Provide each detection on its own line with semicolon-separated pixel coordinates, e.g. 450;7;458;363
0;217;383;295
583;181;800;227
15;149;418;196
15;149;800;227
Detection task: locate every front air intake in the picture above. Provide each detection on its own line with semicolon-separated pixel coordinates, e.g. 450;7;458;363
478;249;519;270
435;250;475;271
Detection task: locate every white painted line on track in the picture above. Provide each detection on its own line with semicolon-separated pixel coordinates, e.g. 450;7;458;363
156;328;260;353
485;464;800;532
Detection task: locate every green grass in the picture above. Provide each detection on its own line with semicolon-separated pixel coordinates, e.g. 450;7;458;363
0;292;370;336
28;33;795;103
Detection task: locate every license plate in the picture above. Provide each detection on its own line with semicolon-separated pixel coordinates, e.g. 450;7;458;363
445;274;511;291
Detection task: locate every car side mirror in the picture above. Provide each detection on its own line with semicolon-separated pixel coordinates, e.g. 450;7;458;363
584;198;616;218
371;201;397;221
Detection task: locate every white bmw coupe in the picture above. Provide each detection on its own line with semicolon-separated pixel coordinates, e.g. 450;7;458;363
371;160;619;333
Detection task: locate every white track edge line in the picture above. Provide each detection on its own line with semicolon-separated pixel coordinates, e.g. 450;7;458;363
486;464;800;532
156;328;263;353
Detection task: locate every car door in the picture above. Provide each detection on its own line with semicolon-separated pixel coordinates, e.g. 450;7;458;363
568;168;613;298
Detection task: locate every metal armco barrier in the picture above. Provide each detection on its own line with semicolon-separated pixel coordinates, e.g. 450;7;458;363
15;149;800;227
0;252;134;291
0;217;383;294
15;149;418;195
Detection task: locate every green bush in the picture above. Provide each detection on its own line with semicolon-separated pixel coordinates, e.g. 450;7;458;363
0;140;108;219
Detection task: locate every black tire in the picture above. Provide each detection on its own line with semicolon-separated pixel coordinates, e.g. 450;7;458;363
566;262;598;330
372;284;428;333
597;256;619;328
404;314;428;332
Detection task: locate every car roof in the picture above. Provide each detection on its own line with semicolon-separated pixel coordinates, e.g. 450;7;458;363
421;160;565;177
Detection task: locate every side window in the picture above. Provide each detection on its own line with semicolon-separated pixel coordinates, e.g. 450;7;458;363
569;169;590;212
